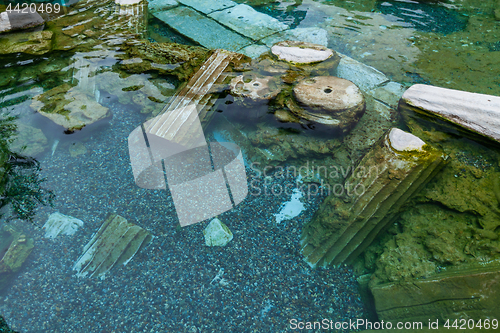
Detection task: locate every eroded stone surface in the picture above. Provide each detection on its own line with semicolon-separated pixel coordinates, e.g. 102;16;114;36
262;28;329;48
389;128;425;152
0;11;44;33
208;4;288;41
300;129;447;267
73;213;152;279
400;84;500;143
44;212;84;239
371;261;500;324
230;74;281;102
204;218;233;246
271;40;333;64
0;30;53;55
291;76;365;132
336;53;389;91
31;84;110;132
177;0;236;14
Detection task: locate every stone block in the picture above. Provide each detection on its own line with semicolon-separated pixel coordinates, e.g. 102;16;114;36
301;128;448;267
399;84;500;143
43;212;84;239
177;0;236;14
367;81;407;109
204;218;233;246
335;53;389;91
148;0;179;13
261;27;329;47
208;4;288;41
154;6;252;51
371;261;500;325
0;11;44;33
237;44;269;58
73;214;152;279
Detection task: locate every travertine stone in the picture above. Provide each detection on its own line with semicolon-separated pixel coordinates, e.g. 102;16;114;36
204;218;233;246
367;81;407;109
229;74;281;102
262;28;329;47
335;53;389;91
301;128;447;267
73;213;152;279
208;4;288;41
291;76;365;132
371;261;500;324
271;40;333;64
177;0;236;14
399;84;500;143
43;212;84;239
154;6;252;51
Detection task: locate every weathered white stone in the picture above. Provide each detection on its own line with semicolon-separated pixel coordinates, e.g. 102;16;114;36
389;128;425;152
0;12;10;33
115;0;142;5
271;40;333;64
336;53;389;91
400;84;500;143
262;28;328;47
177;0;236;14
274;189;305;223
367;81;407;109
154;6;252;51
43;212;84;239
209;4;288;41
204;218;233;246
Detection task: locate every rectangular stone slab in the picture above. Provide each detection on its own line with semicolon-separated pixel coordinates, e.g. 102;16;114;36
177;0;236;14
208;4;288;41
335;53;389;91
371;262;500;324
153;6;252;51
399;84;500;143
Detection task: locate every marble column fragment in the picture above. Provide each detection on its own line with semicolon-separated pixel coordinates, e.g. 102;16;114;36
300;128;448;267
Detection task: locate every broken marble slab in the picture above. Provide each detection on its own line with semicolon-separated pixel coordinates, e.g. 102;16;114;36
399;84;500;143
237;44;270;59
73;213;152;279
177;0;236;14
43;212;84;239
301;128;448;267
208;4;288;41
154;6;252;51
335;53;389;92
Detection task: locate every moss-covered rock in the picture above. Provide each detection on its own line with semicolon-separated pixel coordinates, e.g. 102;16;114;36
0;225;34;291
31;84;110;131
9;123;48;157
0;30;53;55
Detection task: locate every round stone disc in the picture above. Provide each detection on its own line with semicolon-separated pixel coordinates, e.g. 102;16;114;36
293;76;365;114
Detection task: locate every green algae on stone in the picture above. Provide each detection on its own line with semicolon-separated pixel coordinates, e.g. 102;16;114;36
0;30;53;55
9;123;48;157
0;225;34;290
73;213;152;279
118;41;210;81
300;129;448;267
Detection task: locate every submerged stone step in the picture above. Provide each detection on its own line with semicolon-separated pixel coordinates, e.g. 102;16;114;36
153;6;252;51
371;261;500;324
177;0;236;14
335;53;389;91
73;214;152;279
399;84;500;143
208;4;288;41
300;128;448;267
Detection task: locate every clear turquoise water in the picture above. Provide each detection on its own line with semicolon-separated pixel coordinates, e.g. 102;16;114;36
0;0;499;332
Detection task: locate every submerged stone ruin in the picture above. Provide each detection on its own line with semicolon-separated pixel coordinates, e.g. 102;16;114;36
73;213;152;279
300;128;448;267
